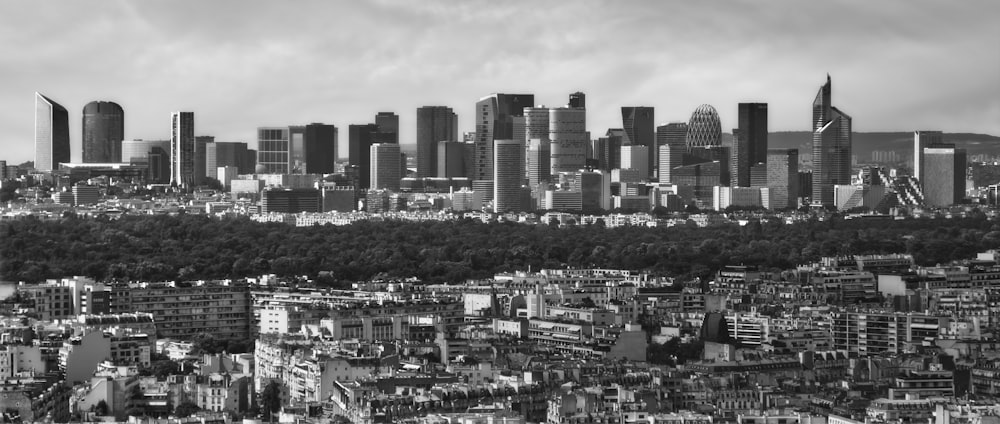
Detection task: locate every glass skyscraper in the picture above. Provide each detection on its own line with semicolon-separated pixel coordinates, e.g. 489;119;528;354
82;101;124;164
170;111;195;186
416;106;457;178
474;93;533;181
34;92;70;172
811;75;852;207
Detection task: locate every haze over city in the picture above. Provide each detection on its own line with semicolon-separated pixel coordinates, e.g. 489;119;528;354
1;0;998;164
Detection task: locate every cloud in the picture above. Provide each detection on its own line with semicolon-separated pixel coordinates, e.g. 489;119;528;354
0;0;997;163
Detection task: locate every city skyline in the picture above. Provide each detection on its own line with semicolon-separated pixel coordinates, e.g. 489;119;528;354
1;1;998;164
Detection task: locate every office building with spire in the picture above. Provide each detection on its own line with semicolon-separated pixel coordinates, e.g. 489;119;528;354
811;75;852;206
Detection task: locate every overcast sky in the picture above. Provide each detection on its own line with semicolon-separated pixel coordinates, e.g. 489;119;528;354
1;0;998;163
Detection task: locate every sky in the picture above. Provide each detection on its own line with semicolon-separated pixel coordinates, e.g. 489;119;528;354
1;0;998;164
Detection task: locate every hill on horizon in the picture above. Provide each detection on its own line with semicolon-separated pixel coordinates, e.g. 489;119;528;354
767;131;1000;161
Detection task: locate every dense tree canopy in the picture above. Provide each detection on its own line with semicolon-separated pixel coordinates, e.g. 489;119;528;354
2;212;998;284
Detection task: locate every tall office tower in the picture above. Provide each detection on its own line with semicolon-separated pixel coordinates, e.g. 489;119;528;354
685;104;722;149
622;106;655;177
493;139;525;213
732;103;768;187
549;107;587;175
288;125;306;173
170;112;195;186
304;123;338;174
122;139;171;183
205;142;251;177
474;93;534;181
370;143;401;191
811;75;853;206
416;106;457;178
82;101;124;163
580;169;611;211
257;127;290;174
568;92;586;109
527;138;551;187
913;130;943;183
194;135;213;185
922;145;967;207
34;93;70;172
620;145;649;179
349;124;379;188
524;106;551;179
767;149;800;210
594;129;626;171
375;112;399;144
244;149;257;174
437;141;465;178
0;161;6;180
656;122;688;183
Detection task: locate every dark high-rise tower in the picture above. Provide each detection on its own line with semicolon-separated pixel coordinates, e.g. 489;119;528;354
811;75;852;206
305;123;338;174
349;124;379;189
416;106;457;178
474;93;534;181
732;103;768;187
375;112;399;144
621;107;654;178
656;122;688;183
34;92;70;172
568;92;586;109
82;101;124;163
170;112;195;186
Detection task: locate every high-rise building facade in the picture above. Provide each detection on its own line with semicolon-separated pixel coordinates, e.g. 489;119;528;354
493;139;525;213
122;139;170;183
732;103;768;187
370;143;401;191
288;125;306;174
767;148;799;210
82;101;124;164
34;93;70;172
913;130;943;183
257;127;290;174
375;112;399;144
416;106;457;178
170;112;195;186
304;123;338;174
686;104;722;149
656;122;688;183
349;124;379;189
811;75;853;206
437;141;465;178
527;138;551;188
622;106;654;177
548;107;587;175
568;92;586;109
620;145;649;180
922;145;966;207
205;141;251;177
474;93;534;181
194;135;213;185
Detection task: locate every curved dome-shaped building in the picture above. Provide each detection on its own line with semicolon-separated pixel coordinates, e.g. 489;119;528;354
685;104;722;148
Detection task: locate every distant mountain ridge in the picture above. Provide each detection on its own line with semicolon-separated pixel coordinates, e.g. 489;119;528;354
767;132;1000;160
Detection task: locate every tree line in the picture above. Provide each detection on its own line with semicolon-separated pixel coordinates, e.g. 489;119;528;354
2;211;999;284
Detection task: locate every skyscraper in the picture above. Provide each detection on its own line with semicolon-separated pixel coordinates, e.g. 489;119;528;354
493;139;525;213
194;135;213;185
289;125;306;173
620;145;649;179
913;130;943;183
474;93;534;181
622;106;654;177
370;143;401;191
34;93;70;172
375;112;399;144
304;123;338;174
416;106;457;178
767;148;799;210
170;112;195;186
122;139;171;184
82;101;124;164
205;141;251;177
732;103;768;187
568;92;586;109
549;107;587;175
349;124;379;189
257;127;290;174
656;122;688;183
922;145;966;207
437;141;465;178
527;138;551;187
811;75;853;206
685;104;722;149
